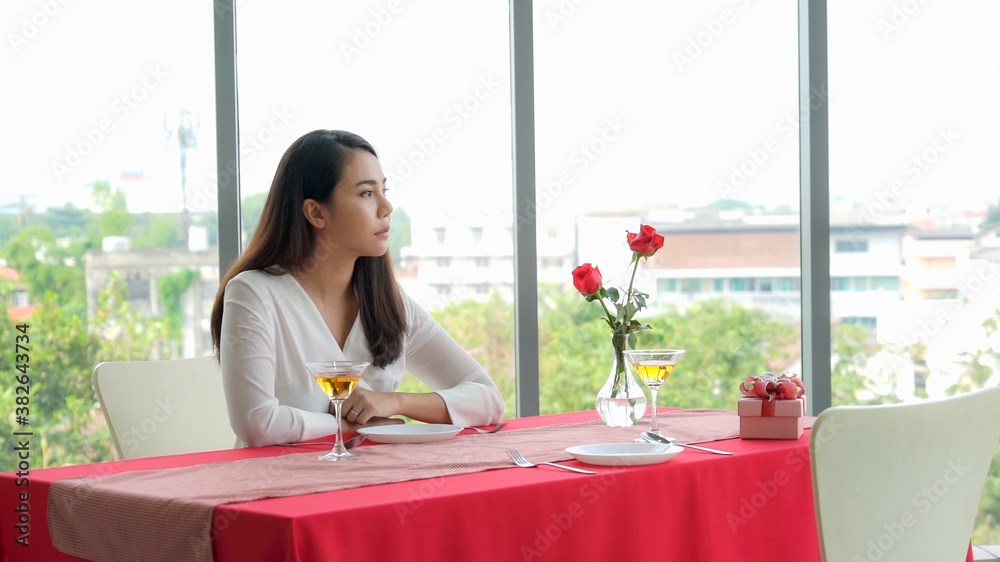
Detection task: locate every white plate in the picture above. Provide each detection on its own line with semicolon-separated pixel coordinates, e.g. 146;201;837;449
357;424;463;444
565;442;683;466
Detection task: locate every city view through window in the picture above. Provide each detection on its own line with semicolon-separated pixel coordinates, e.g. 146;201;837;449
1;0;998;543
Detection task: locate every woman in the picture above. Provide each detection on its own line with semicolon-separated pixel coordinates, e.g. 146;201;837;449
210;129;504;447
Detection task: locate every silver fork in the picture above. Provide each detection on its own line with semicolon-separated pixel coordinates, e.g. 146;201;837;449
469;422;508;434
506;449;595;474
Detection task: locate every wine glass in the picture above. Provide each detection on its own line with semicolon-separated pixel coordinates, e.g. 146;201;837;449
305;360;370;461
623;349;685;435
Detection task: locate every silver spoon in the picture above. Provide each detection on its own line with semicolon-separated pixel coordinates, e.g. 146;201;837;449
641;431;733;455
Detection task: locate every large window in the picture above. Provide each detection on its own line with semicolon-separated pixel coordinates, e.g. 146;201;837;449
829;3;1000;543
533;1;801;413
829;2;1000;406
235;0;517;412
1;1;218;466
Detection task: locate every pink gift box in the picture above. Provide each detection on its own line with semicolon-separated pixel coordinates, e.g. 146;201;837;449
738;396;807;440
738;396;807;417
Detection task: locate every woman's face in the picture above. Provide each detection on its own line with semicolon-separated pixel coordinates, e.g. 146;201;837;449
317;149;393;259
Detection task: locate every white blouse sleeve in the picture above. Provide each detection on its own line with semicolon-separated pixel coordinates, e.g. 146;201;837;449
219;276;339;447
402;294;505;427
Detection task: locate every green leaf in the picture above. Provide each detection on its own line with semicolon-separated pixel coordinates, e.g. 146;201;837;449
625;303;638;321
606;287;620;302
634;293;647;309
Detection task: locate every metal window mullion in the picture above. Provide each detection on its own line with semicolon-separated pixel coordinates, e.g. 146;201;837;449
509;0;540;417
799;0;831;415
214;0;242;274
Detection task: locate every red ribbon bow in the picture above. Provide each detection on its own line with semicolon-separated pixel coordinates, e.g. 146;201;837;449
740;371;805;401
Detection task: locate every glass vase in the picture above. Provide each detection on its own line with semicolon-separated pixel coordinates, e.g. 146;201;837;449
595;332;646;427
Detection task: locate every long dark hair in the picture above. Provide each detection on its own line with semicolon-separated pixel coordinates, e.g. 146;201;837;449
210;129;406;368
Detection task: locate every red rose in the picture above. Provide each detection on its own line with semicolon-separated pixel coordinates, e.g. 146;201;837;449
627;224;664;257
572;263;602;295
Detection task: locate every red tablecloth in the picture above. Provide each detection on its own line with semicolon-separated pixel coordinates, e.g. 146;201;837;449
2;410;824;561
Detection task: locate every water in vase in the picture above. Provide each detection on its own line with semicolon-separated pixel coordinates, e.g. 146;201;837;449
595;394;646;427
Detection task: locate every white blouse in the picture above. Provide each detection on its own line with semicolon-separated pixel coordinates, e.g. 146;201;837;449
219;269;504;447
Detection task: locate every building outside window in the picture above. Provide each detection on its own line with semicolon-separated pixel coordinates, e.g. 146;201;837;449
835;239;869;253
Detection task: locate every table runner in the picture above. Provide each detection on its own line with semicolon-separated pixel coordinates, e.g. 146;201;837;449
48;409;806;562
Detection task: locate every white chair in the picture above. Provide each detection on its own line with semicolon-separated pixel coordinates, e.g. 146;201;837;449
93;356;236;460
810;386;1000;562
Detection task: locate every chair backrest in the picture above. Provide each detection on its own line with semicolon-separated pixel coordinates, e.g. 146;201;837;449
811;386;1000;562
93;356;236;460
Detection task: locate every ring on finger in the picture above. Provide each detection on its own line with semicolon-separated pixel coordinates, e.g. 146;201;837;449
350;409;360;416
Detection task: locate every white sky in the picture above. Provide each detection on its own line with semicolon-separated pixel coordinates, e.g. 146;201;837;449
2;1;998;218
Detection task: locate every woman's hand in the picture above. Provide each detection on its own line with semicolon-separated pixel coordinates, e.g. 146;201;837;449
338;387;402;426
339;387;452;426
339;415;405;433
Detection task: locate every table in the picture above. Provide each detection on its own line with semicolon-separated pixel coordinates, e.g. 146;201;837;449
2;410;821;561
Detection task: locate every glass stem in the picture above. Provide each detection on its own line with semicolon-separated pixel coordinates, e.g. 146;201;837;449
649;387;660;433
332;400;348;455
